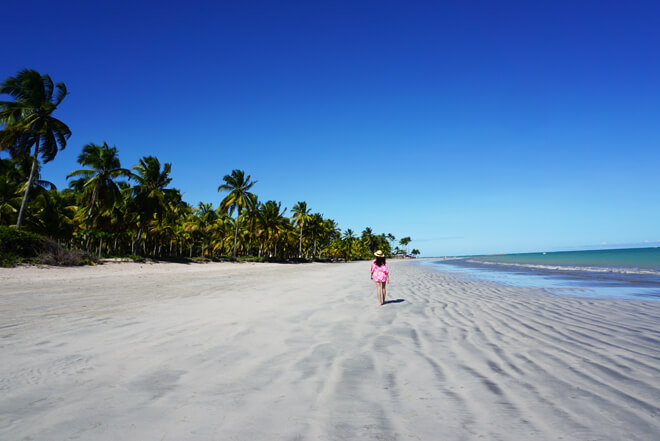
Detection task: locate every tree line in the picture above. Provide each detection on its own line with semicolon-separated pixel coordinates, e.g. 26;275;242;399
0;69;420;261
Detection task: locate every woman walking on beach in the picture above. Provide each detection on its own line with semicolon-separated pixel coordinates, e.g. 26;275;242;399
370;250;390;305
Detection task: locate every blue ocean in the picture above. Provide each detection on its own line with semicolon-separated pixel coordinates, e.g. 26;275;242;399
425;247;660;300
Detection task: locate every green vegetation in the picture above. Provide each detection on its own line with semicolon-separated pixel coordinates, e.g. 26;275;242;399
0;225;95;266
218;169;258;257
0;69;71;229
0;69;418;264
0;225;43;265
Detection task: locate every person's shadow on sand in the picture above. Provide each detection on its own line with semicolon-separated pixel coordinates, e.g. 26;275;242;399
384;299;405;305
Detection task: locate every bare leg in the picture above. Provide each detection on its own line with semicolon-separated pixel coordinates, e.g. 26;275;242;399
381;282;387;305
376;283;383;305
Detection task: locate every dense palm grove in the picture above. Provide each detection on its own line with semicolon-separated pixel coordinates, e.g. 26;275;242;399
0;69;420;262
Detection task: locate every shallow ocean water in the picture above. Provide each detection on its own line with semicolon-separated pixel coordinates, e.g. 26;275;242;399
421;258;660;301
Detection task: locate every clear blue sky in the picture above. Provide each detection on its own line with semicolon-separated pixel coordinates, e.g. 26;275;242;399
2;0;659;256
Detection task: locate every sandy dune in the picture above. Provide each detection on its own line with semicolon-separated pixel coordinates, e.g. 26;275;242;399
1;260;659;440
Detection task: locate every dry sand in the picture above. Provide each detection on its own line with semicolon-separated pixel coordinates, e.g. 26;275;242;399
1;259;659;440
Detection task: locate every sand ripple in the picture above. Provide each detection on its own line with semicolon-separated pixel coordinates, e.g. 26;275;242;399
1;260;658;440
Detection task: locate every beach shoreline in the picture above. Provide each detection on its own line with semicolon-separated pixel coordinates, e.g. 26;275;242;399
1;260;659;440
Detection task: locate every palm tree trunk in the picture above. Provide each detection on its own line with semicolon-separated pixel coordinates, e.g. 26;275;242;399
98;237;103;258
135;227;142;255
233;218;239;257
298;226;303;258
82;188;98;251
16;138;40;229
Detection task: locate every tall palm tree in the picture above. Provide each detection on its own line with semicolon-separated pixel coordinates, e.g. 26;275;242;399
291;201;312;258
132;155;175;216
0;69;71;228
6;154;57;194
308;213;325;258
132;156;176;254
361;227;375;253
399;236;412;257
67;142;132;250
193;202;219;257
217;169;257;257
99;184;133;256
257;200;288;257
182;211;205;257
132;156;173;194
343;228;355;261
386;233;396;252
242;195;261;256
209;211;233;257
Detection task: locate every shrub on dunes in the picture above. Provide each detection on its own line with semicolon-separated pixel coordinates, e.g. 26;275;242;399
0;225;95;267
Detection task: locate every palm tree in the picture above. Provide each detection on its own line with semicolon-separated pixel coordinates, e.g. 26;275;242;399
26;188;76;242
132;156;176;215
7;154;57;195
399;236;412;257
0;69;71;228
318;218;340;258
386;233;396;252
0;158;31;225
343;228;355;260
162;193;188;257
98;185;133;256
361;227;375;253
182;210;206;257
291;201;312;258
217;169;257;257
67;143;132;250
132;156;173;193
132;156;177;254
308;213;325;258
257;200;288;257
209;211;232;257
0;173;21;225
242;195;261;256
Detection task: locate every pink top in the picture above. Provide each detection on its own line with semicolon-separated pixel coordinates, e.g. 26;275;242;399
370;260;389;283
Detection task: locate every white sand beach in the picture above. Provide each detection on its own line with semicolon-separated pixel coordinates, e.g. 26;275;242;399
1;260;659;440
